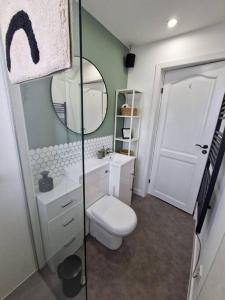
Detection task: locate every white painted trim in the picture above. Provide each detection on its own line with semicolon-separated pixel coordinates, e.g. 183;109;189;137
187;234;198;300
133;187;145;198
157;51;225;71
146;51;225;196
187;209;198;300
147;65;165;194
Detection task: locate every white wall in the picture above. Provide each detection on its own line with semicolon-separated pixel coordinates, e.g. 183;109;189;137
198;234;225;300
0;52;36;299
128;22;225;196
190;159;225;300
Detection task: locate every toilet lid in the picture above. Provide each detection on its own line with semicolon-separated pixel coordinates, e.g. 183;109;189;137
88;195;137;236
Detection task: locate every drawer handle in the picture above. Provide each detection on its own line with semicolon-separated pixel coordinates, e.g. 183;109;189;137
63;217;74;227
61;200;73;208
64;237;76;248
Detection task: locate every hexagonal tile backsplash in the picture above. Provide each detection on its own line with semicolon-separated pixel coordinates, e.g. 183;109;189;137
29;135;113;188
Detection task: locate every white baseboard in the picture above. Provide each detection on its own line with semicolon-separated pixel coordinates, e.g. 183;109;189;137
133;187;146;198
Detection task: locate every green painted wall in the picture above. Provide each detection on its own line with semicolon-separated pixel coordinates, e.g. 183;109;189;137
81;10;128;140
21;7;128;149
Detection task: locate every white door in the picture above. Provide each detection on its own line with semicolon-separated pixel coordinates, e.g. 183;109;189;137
150;61;225;214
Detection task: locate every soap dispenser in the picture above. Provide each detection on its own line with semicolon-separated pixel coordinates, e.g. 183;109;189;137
39;171;54;192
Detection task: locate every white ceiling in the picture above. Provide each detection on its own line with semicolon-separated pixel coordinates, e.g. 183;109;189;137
82;0;225;46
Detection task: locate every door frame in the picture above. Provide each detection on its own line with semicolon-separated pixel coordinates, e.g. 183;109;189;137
146;51;225;195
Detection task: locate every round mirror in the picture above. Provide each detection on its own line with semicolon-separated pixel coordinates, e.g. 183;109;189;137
51;57;108;134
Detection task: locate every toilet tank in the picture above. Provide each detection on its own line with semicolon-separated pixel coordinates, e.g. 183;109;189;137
85;164;109;208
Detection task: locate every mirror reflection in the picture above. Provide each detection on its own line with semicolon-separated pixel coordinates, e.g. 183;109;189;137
51;57;107;134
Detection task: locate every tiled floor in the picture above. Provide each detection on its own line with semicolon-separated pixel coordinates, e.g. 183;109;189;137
5;272;86;300
5;248;86;300
5;194;194;300
5;273;56;300
86;194;195;300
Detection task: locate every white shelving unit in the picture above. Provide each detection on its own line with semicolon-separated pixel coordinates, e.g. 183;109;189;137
114;89;142;156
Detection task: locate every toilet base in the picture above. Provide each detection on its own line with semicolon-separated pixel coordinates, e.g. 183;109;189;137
90;220;122;250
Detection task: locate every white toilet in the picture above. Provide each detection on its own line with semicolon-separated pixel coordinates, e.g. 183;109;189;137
65;156;138;250
86;195;137;250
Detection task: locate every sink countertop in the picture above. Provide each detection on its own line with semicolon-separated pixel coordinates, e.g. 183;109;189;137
104;153;135;167
37;177;81;204
37;153;135;203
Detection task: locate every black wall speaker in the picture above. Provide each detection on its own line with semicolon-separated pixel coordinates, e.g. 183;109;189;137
125;53;136;68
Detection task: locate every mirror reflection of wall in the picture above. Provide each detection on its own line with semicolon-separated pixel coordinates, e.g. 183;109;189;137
52;57;107;134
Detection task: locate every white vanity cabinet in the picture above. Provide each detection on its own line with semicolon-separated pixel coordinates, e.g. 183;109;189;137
37;181;84;271
109;158;135;206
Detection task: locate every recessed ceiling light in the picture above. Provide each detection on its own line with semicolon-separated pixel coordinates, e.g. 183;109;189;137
167;18;178;29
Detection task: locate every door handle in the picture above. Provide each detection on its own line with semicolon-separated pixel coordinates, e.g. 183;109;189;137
195;144;208;149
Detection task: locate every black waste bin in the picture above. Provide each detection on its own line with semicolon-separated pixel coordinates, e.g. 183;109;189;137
58;255;83;298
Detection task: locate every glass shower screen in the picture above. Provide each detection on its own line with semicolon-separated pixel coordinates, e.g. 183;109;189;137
15;0;87;299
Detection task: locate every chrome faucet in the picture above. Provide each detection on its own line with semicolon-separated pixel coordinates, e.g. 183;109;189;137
105;147;113;155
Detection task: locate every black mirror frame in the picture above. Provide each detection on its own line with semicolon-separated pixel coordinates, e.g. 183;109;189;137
51;56;108;135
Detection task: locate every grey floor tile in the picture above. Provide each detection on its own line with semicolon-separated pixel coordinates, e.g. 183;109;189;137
86;194;195;300
5;273;56;300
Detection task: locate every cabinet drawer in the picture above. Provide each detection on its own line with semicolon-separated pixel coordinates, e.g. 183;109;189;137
48;203;83;256
46;188;82;220
47;230;84;271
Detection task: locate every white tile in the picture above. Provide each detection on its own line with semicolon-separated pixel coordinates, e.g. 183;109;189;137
29;135;113;187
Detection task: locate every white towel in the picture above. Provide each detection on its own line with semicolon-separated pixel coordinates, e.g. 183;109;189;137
0;0;71;84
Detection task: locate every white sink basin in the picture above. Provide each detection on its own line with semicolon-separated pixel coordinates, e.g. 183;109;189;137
104;153;135;166
64;153;135;183
65;158;108;182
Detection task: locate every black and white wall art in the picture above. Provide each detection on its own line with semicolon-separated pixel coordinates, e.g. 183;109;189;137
0;0;71;83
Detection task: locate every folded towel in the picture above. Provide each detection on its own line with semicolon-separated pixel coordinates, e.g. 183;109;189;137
0;0;71;83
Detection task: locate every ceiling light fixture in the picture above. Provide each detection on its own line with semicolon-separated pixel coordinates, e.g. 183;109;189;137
167;18;178;29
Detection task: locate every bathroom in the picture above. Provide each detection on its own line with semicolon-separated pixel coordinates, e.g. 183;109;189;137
1;0;225;299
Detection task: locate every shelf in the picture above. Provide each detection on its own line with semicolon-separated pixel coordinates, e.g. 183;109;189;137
114;87;142;157
115;137;139;143
116;115;140;118
117;89;142;95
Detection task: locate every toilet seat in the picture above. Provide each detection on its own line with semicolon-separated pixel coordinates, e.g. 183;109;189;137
86;195;137;236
